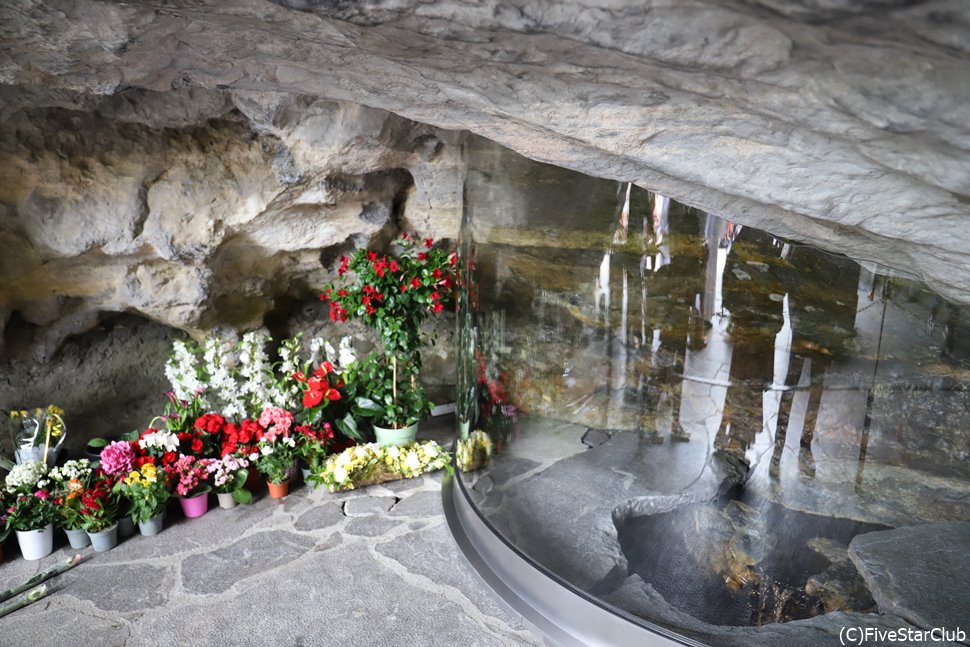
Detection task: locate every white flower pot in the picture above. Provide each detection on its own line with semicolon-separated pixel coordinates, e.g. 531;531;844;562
16;524;54;561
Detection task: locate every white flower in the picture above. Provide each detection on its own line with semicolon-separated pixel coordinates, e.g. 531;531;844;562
386;446;400;458
249;452;259;462
6;460;48;491
337;337;357;368
404;451;421;471
261;445;274;456
332;466;349;483
424;444;438;458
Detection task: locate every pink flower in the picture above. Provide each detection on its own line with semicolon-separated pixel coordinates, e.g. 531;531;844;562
34;489;49;500
258;407;294;443
100;440;135;476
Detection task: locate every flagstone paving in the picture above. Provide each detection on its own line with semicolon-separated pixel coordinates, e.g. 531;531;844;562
0;423;544;647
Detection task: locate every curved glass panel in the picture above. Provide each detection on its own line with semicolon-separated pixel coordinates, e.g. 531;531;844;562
455;134;970;644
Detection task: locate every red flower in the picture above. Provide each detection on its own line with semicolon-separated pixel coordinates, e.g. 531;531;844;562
366;305;376;315
400;283;409;292
401;231;411;241
135;456;156;468
417;252;428;262
424;238;433;248
325;388;342;402
338;256;350;276
432;268;442;279
430;291;440;301
162;451;177;466
313;361;334;377
191;438;203;453
292;371;306;382
303;389;324;408
433;302;444;313
411;277;422;288
389;260;399;272
367;250;378;262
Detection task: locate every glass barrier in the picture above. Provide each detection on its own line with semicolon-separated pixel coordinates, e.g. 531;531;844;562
453;133;970;644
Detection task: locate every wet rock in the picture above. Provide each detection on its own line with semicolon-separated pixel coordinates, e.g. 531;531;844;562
582;428;612;447
849;521;970;631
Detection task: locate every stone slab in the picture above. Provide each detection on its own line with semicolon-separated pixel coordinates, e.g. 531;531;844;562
849;522;970;634
343;495;399;517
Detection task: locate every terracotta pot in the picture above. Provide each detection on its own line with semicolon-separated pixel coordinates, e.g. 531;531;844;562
266;479;290;499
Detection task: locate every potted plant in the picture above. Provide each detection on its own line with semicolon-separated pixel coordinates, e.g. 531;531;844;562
3;461;56;560
341;352;432;446
206;455;252;509
165;455;212;519
49;459;95;549
320;232;455;445
250;407;298;498
79;472;121;552
99;439;138;537
112;464;171;536
293;423;335;486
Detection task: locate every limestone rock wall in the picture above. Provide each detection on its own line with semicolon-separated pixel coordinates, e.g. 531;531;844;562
1;0;968;302
0;86;461;359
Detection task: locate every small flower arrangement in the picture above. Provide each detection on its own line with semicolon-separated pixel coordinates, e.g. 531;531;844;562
311;440;452;492
293;423;335;474
252;434;297;485
135;429;181;467
165;455;212;498
3;461;56;531
77;472;119;533
205;455;253;505
456;430;495;472
49;459;95;531
112;464;171;524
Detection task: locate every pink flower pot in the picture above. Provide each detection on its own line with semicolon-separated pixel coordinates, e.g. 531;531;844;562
179;492;209;519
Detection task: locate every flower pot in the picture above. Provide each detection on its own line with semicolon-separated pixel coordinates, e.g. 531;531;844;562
179;492;209;519
457;418;471;440
118;515;136;539
216;492;237;509
138;512;165;536
16;524;53;561
266;479;289;499
64;527;92;549
374;422;419;447
0;540;4;563
87;523;119;552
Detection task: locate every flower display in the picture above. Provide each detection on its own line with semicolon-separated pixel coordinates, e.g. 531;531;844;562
3;461;56;532
257;407;293;443
456;430;495;472
165;455;212;498
320;233;456;433
113;464;171;524
49;459;95;531
311;440;452;492
77;472;119;533
206;455;252;505
294;423;335;473
100;441;136;476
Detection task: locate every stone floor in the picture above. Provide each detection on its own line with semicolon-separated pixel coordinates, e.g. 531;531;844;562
0;423;545;647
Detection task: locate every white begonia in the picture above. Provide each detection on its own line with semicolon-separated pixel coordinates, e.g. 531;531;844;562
50;459;93;483
261;445;274;456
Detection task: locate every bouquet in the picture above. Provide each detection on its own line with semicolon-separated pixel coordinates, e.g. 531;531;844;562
3;461;56;531
113;464;171;524
6;405;67;465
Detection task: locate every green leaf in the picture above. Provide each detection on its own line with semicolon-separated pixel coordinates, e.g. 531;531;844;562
85;438;110;449
232;488;253;505
354;397;385;415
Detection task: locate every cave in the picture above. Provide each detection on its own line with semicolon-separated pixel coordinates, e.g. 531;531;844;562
1;2;968;646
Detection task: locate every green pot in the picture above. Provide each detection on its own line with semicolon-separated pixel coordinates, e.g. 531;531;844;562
373;422;418;447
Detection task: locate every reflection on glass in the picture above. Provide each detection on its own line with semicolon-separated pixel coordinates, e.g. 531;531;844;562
456;135;970;641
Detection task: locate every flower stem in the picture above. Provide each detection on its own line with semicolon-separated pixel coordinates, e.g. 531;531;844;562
0;554;83;604
0;585;50;618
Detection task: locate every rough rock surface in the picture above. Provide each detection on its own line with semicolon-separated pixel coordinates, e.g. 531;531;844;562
849;521;970;635
1;0;969;307
0;84;462;345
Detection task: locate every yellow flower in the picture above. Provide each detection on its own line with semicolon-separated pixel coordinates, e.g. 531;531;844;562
141;464;158;482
